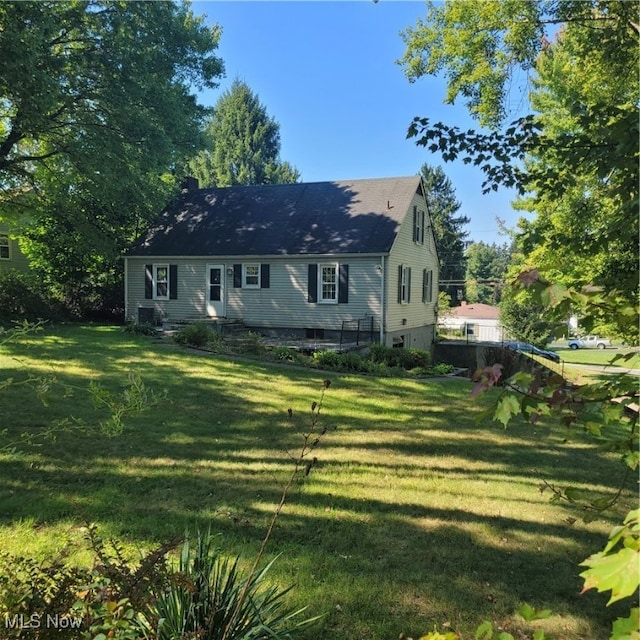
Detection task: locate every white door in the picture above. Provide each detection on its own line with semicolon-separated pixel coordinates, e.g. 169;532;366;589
206;264;225;317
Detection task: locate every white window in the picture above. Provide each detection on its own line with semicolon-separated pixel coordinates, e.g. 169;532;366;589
154;264;169;299
400;265;411;304
243;264;260;288
413;207;425;245
423;269;433;303
319;263;338;303
0;234;9;260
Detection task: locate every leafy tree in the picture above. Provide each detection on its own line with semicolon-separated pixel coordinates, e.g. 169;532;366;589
513;18;638;326
399;0;544;129
419;163;469;302
499;283;555;347
187;79;300;188
400;0;638;341
472;273;639;640
0;1;224;315
464;241;511;304
437;290;453;317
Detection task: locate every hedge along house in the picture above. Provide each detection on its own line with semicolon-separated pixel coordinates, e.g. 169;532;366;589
124;176;440;349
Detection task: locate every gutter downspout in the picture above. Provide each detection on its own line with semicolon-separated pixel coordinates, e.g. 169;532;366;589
379;255;385;345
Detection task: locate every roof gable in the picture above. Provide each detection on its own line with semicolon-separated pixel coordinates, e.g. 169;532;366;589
128;177;423;257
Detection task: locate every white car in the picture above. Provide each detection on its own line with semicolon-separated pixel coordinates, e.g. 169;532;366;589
567;335;611;350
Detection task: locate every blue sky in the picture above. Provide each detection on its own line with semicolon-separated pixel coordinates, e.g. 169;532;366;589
191;1;531;245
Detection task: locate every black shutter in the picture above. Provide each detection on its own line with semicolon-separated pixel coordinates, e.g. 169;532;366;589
169;264;178;299
145;264;153;299
338;264;349;303
413;206;417;242
422;268;427;303
233;264;242;288
420;211;425;244
398;265;403;303
308;264;318;303
407;267;412;303
260;264;270;289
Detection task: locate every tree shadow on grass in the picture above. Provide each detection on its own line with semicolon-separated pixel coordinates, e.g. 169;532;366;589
0;327;635;639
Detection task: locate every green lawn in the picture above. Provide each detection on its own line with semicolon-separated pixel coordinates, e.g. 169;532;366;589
555;346;640;369
0;325;635;639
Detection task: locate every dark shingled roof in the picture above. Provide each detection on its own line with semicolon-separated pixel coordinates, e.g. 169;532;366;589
127;176;423;257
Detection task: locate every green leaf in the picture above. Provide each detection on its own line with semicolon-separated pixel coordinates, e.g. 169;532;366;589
611;607;640;640
494;395;521;427
518;603;552;621
580;547;640;604
623;450;640;470
563;486;593;503
540;283;570;308
474;620;494;640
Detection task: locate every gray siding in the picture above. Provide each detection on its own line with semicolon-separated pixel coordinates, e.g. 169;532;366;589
0;226;30;274
385;191;439;345
228;257;381;329
125;256;382;330
126;259;206;322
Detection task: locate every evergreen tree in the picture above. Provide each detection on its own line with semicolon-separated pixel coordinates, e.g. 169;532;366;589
188;79;300;187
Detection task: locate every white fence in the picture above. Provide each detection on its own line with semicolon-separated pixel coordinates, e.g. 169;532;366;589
438;322;507;343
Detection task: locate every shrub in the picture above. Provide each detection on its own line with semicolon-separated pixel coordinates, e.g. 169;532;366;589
312;349;342;369
229;331;267;355
369;344;431;370
312;350;387;375
428;363;455;376
0;525;173;640
122;321;158;336
174;321;217;348
0;270;51;323
271;346;301;362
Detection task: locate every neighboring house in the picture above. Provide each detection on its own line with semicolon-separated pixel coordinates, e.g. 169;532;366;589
0;224;30;274
124;176;440;349
438;301;506;342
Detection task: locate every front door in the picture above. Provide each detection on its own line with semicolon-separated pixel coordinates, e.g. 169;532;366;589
206;264;225;317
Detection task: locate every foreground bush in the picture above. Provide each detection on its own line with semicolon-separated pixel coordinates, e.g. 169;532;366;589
0;527;315;640
140;529;318;640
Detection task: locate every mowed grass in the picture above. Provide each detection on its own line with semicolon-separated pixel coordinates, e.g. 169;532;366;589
555;346;640;369
0;325;635;640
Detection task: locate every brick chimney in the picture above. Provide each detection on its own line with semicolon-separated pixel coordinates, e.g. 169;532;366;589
180;176;199;191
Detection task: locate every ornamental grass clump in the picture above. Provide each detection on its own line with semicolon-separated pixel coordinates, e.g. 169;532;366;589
139;529;319;640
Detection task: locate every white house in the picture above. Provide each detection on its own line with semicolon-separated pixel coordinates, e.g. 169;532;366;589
124;176;440;350
438;301;505;342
